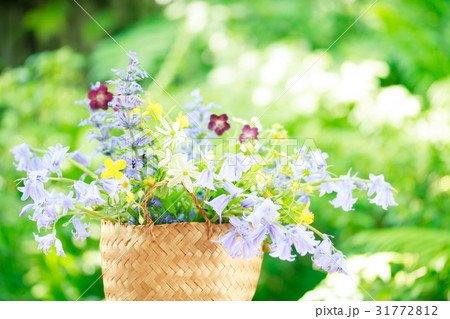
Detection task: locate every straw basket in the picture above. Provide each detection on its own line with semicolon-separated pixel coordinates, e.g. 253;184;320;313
100;220;263;301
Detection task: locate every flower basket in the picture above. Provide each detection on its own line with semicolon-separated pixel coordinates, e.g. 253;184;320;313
100;220;263;301
12;52;398;300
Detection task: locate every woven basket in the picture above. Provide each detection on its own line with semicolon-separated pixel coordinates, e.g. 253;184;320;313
100;220;263;301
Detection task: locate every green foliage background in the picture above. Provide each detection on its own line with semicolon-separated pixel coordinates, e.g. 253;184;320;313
0;0;449;301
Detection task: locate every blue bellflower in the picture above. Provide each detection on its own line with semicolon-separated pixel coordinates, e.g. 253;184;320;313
367;174;398;210
245;197;281;226
193;168;216;190
72;217;93;241
10;143;33;171
205;194;231;220
329;170;358;211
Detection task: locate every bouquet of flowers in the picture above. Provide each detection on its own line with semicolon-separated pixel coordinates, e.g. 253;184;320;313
12;52;397;275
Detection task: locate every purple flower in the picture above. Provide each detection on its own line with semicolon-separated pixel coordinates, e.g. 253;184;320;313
216;155;238;182
367;174;398;210
74;181;105;206
223;181;243;197
329;170;357;211
288;225;319;256
241;197;256;208
10;143;33;171
33;233;56;255
19;204;34;217
215;217;261;259
239;125;259;143
269;236;295;261
18;170;49;204
58;191;76;216
216;153;253;182
45;144;70;176
72;217;92;241
151;198;162;207
205;194;231;220
312;235;347;274
88;83;113;111
54;238;66;257
245;197;281;226
70;150;91;167
30;206;54;231
193;169;216;190
208;114;230;136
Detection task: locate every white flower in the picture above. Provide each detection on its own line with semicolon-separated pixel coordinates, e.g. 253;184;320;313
167;154;200;193
154;118;186;148
154;148;172;168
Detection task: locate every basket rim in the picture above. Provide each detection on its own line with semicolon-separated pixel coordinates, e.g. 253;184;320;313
101;219;231;229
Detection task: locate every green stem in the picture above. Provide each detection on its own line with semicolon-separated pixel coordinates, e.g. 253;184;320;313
302;223;338;251
74;205;116;222
48;177;76;184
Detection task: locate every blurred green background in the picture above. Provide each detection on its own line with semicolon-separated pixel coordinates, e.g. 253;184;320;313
1;0;449;301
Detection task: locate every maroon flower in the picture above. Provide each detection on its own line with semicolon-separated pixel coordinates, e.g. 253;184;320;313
208;114;231;136
87;84;113;111
239;125;259;143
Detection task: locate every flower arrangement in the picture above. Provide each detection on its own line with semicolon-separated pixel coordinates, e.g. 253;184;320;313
12;52;397;275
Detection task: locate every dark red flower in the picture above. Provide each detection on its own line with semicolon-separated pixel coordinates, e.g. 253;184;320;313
239;125;259;143
88;84;113;111
208;114;231;136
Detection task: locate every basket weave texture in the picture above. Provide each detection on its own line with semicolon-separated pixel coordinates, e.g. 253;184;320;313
100;220;263;301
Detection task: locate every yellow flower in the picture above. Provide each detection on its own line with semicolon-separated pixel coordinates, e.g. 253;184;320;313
138;215;144;225
291;181;300;192
130;108;140;116
125;191;135;202
297;202;315;225
101;158;126;180
176;112;189;131
143;96;163;121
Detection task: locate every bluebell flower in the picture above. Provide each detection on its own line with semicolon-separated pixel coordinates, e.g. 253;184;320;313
70;150;91;167
58;191;76;216
45;144;70;177
312;235;347;274
241;197;256;208
215;216;261;259
304;170;337;197
266;222;286;243
30;206;54;231
308;149;329;169
10;143;33;171
101;179;120;202
248;224;268;245
223;181;243;197
19;203;34;217
72;217;92;241
245;197;281;226
73;181;89;200
29;156;47;171
73;181;105;206
269;236;295;261
33;232;56;255
205;194;231;220
54;238;66;258
18;170;49;204
216;155;238;182
367;174;398;210
193;168;216;190
241;239;260;259
288;225;318;256
216;153;254;182
329;170;357;211
296;192;311;205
